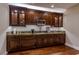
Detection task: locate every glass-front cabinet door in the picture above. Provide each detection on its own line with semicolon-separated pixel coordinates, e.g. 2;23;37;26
9;5;26;26
10;8;18;26
54;16;59;27
19;9;26;26
54;13;63;27
58;14;63;27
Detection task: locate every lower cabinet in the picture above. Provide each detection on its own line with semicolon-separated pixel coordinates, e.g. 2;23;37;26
7;33;65;52
35;38;43;48
47;34;55;46
42;37;49;47
7;36;20;52
35;35;47;48
20;35;36;50
54;34;65;45
57;34;65;44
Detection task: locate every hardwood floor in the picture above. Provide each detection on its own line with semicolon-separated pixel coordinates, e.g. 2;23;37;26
8;45;79;55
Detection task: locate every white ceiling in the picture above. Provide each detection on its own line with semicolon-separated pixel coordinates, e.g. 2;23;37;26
27;3;77;10
9;3;78;13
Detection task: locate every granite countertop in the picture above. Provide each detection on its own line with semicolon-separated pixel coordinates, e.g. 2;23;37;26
7;31;65;36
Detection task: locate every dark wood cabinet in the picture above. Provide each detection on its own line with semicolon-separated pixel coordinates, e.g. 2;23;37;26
7;35;20;52
20;35;36;50
54;13;59;27
53;34;65;45
9;5;26;26
54;13;63;27
35;35;45;48
47;34;55;46
9;6;63;27
19;8;26;26
41;35;49;47
9;6;18;26
58;34;65;44
26;10;35;24
42;12;53;25
58;14;63;27
26;10;43;25
7;32;65;52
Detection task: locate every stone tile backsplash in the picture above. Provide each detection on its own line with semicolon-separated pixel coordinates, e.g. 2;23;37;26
7;25;65;32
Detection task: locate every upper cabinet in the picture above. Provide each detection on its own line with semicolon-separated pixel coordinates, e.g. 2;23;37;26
58;14;63;27
42;12;53;25
52;13;63;27
9;6;18;26
9;5;26;26
26;9;43;25
9;5;63;27
19;8;26;26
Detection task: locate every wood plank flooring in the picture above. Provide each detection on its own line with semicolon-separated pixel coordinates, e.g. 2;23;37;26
8;45;79;55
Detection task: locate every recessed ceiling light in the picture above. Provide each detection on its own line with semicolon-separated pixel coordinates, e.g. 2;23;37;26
51;5;54;8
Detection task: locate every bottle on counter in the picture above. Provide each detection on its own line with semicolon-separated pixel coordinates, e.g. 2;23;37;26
46;26;50;32
13;28;16;34
31;29;34;34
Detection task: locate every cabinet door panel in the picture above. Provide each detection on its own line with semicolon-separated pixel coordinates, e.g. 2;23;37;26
7;36;20;52
35;35;43;48
36;38;43;48
54;34;60;45
26;10;35;24
10;9;18;26
54;14;59;27
58;14;63;27
26;10;42;25
19;8;26;26
41;12;53;25
46;34;55;46
54;34;65;45
20;36;36;50
58;34;65;44
9;5;26;26
42;38;48;47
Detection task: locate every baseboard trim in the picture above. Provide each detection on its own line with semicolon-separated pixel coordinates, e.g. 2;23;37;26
65;43;79;50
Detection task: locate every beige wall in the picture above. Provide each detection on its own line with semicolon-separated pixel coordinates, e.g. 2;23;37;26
64;4;79;50
0;3;9;54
